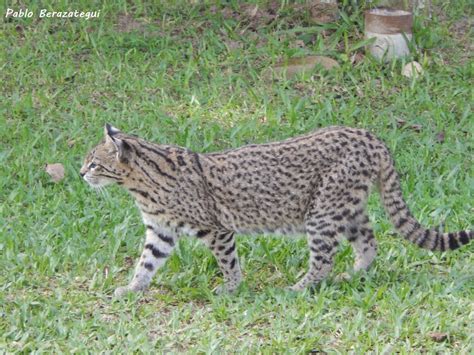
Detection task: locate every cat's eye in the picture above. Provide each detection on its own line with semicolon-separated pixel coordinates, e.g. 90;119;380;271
88;162;97;169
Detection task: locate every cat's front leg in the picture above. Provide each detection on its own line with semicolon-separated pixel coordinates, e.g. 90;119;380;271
114;224;176;298
202;230;243;294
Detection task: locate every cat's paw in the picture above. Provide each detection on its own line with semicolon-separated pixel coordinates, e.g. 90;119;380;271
214;284;238;295
114;286;131;298
288;282;306;292
334;272;352;283
114;283;148;298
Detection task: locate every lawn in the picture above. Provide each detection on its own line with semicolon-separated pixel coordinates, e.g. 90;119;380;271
1;0;473;352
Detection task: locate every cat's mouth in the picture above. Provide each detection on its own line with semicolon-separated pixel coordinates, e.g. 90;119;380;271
83;175;105;187
83;174;114;188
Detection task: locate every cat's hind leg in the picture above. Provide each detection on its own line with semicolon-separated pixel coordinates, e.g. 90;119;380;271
347;214;377;273
335;214;377;282
290;215;343;291
290;170;355;291
114;225;176;298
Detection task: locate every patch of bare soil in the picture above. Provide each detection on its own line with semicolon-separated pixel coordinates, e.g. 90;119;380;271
116;13;147;33
115;12;165;39
214;1;339;31
449;16;473;62
431;5;473;64
215;2;279;30
308;1;339;24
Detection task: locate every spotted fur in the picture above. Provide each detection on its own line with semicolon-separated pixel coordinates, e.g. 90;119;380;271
80;124;472;296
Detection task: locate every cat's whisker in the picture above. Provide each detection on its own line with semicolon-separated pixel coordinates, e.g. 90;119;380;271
99;186;109;199
92;185;104;197
97;186;105;197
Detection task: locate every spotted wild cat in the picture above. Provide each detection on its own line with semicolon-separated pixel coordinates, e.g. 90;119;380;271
80;124;472;297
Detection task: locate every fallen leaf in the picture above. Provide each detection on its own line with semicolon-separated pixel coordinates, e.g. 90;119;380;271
15;25;24;34
396;119;422;132
290;39;305;49
124;256;134;267
350;52;365;65
225;40;242;50
237;3;276;29
309;0;339;24
293;83;307;92
116;13;145;33
45;163;65;182
64;73;77;83
402;61;423;78
264;55;339;80
287;55;339;68
247;4;259;18
268;1;280;14
428;332;448;342
396;118;407;127
221;7;236;19
436;131;445;143
103;266;109;278
67;139;76;148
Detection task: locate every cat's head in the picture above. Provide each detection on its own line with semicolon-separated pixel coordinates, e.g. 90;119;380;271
80;124;133;187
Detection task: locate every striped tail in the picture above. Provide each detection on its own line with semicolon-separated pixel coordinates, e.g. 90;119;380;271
378;151;472;251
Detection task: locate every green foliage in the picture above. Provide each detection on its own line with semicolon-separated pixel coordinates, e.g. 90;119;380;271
1;0;472;352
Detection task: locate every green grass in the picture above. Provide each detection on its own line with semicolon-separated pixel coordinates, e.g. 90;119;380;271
1;0;473;352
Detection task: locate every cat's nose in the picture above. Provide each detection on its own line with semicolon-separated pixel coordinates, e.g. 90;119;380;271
80;171;85;178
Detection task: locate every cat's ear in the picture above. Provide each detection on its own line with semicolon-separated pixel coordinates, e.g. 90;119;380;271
104;124;130;163
104;123;120;137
